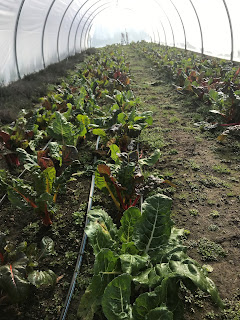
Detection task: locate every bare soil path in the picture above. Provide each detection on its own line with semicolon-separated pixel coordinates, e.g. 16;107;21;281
124;45;240;320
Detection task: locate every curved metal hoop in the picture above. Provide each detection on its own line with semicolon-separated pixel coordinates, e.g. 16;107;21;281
79;2;111;51
169;0;187;50
154;0;175;46
57;0;75;62
14;0;26;79
42;0;56;68
189;0;203;54
222;0;234;61
74;0;106;53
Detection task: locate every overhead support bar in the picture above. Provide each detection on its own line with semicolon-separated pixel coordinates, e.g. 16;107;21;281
222;0;234;61
188;0;203;54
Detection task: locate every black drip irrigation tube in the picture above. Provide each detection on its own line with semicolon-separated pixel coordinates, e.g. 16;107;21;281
59;135;100;320
60;139;143;319
0;138;53;208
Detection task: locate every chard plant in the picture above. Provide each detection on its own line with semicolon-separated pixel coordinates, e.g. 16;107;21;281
0;232;56;303
78;194;223;320
0;146;80;226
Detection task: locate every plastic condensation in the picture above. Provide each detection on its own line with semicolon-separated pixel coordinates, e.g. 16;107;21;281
0;0;239;85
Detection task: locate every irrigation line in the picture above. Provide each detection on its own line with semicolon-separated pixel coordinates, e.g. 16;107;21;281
59;135;100;320
0;138;53;208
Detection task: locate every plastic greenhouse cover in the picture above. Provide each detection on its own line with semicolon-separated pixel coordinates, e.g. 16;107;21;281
0;0;240;86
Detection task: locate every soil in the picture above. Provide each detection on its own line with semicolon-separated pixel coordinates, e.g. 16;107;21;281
124;45;240;319
0;45;239;320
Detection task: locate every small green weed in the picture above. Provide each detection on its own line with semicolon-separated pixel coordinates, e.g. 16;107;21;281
189;209;199;216
210;210;220;218
169;116;180;124
213;164;231;175
189;159;201;171
197;238;226;261
208;224;219;232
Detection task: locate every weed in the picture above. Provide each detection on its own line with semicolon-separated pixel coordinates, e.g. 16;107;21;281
169;116;180;124
195;135;203;142
140;128;165;149
189;159;201;171
210;210;220;218
189;208;199;216
197;238;226;261
208;224;219;232
213;164;231;175
169;148;178;155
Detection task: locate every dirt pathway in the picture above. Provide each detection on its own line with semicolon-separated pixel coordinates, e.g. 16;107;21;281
124;45;240;319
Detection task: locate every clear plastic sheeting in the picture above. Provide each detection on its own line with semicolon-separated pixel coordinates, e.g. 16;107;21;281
0;0;240;85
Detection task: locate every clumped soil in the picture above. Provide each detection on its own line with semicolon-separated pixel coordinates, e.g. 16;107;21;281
0;46;240;319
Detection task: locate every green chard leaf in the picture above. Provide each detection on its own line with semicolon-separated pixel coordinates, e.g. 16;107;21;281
120;254;149;275
119;207;141;243
27;270;56;288
145;305;173;320
86;209;118;255
138;149;161;167
132;291;160;320
133;194;173;258
102;274;132;320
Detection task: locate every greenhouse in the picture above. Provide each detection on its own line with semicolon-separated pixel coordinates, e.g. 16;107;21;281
0;1;239;319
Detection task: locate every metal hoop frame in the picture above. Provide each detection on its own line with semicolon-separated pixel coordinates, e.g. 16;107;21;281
12;0;237;81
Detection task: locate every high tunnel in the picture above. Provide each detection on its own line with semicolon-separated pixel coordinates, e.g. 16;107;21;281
0;0;240;85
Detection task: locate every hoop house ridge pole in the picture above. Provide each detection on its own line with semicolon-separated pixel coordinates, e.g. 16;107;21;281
222;0;234;61
188;0;203;55
42;0;56;69
169;0;187;50
14;0;26;80
79;2;111;52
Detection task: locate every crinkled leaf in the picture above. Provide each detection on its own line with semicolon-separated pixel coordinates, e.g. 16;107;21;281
92;128;106;137
40;236;55;258
94;248;120;276
133;267;162;288
145;305;173;320
102;274;132;320
139;149;161;167
0;256;30;302
16;148;38;170
119;207;141;243
27;270;56;288
78;275;106;320
109;144;121;163
133;194;173;257
43;167;56;194
7;179;36;210
48;142;62;165
86;209;118;255
132;291;160;320
120;254;149;275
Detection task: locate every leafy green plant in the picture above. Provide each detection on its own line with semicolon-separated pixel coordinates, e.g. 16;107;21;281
0;232;56;303
78;194;223;319
0;146;80;225
95;149;161;212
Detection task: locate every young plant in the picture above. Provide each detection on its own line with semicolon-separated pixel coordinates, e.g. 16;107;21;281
78;194;223;319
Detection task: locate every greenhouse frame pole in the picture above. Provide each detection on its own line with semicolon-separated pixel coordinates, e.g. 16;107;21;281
74;0;105;53
188;0;203;54
14;0;26;80
169;0;187;50
57;0;75;62
85;6;111;48
79;2;111;51
222;0;234;61
155;0;175;46
67;0;90;57
42;0;56;69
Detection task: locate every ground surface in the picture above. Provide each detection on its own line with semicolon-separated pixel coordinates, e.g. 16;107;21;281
0;45;240;319
124;45;240;319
